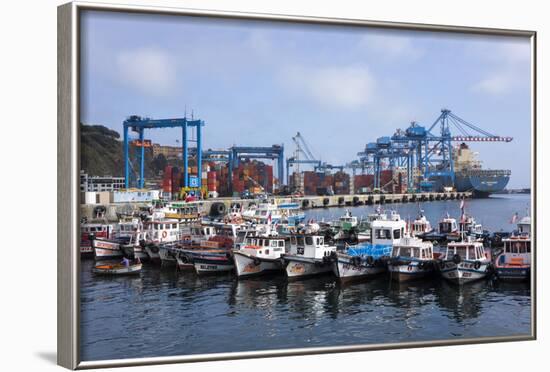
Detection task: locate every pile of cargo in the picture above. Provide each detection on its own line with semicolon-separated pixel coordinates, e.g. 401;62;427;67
231;160;273;194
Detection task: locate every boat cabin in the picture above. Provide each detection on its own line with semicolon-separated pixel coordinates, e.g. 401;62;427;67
517;216;531;236
337;210;358;230
391;237;434;260
439;217;458;234
146;219;180;243
411;215;432;236
181;224;216;244
444;241;487;261
371;217;407;246
459;216;483;236
498;237;531;266
288;234;336;259
81;223;113;239
241;236;288;258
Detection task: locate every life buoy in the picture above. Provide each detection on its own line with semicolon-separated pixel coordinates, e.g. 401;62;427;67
452;254;462;265
162;231;167;239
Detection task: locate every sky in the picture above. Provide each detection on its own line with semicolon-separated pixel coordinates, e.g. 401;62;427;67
80;10;532;188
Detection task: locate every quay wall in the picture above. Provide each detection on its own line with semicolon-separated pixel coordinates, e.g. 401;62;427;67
80;191;472;222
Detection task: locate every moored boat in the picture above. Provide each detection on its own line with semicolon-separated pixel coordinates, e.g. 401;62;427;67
92;262;142;275
494;216;531;282
283;233;337;279
388;236;436;281
193;251;234;275
333;212;405;281
81;222;113;257
233;235;288;278
439;238;491;285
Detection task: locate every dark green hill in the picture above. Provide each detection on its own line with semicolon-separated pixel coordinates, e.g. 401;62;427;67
80;123;161;178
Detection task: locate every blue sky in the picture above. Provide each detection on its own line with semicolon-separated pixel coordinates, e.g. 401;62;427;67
80;11;532;188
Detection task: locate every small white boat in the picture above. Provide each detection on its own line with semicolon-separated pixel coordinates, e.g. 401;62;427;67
388;236;436;281
233;235;288;277
494;216;531;282
242;200;305;225
410;213;433;237
283;234;336;279
440;238;491;284
92;263;142;275
333;212;405;281
144;218;180;262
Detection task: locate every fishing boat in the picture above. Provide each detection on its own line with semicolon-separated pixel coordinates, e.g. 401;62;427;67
92;262;142;275
440;238;491;284
333;212;405;281
388;236;436;281
410;213;433;237
421;214;459;242
144;218;180;263
332;210;370;242
233;235;288;277
151;201;200;223
80;222;113;257
283;233;337;279
494;216;531;281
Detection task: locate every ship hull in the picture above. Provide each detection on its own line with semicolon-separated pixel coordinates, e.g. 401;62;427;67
454;171;510;197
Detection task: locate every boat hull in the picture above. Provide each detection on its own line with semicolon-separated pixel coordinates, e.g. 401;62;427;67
92;239;123;259
388;262;433;282
495;266;530;282
144;245;161;262
193;255;234;275
92;263;142;275
233;252;283;277
440;261;490;284
284;256;333;279
333;255;385;281
158;247;177;267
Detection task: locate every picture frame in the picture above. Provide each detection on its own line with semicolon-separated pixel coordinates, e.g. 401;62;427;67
57;1;537;369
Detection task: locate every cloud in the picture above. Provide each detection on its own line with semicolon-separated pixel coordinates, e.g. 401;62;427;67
472;74;515;95
281;64;376;109
358;33;424;60
115;47;176;96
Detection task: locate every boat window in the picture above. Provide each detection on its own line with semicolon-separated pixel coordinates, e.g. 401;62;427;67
513;242;521;254
172;223;177;229
265;249;269;255
392;247;400;256
278;241;284;247
468;246;476;260
393;229;401;239
271;241;278;247
305;236;313;245
291;236;297;245
456;247;467;258
421;249;426;259
319;237;324;245
399;247;412;257
375;229;392;240
297;237;305;246
526;242;531;253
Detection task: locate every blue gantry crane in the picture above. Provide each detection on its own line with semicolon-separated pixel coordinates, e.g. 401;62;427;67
230;145;285;192
355;109;513;192
123;115;204;189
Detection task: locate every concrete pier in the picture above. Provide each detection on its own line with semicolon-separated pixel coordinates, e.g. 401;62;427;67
80;191;472;222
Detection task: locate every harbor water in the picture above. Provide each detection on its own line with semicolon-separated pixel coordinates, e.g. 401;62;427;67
80;194;531;361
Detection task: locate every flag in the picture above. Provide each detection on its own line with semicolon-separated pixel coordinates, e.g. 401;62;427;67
510;212;519;224
460;199;465;222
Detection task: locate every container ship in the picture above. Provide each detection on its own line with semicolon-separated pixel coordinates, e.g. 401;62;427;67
453;143;511;197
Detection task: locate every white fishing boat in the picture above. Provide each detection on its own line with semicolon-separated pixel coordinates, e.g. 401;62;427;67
233;235;288;277
388;236;436;281
283;234;337;279
333;212;405;281
144;219;180;263
494;216;531;281
440;238;491;284
410;213;433;237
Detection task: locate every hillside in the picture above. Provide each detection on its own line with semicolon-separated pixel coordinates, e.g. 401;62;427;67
80;124;158;178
